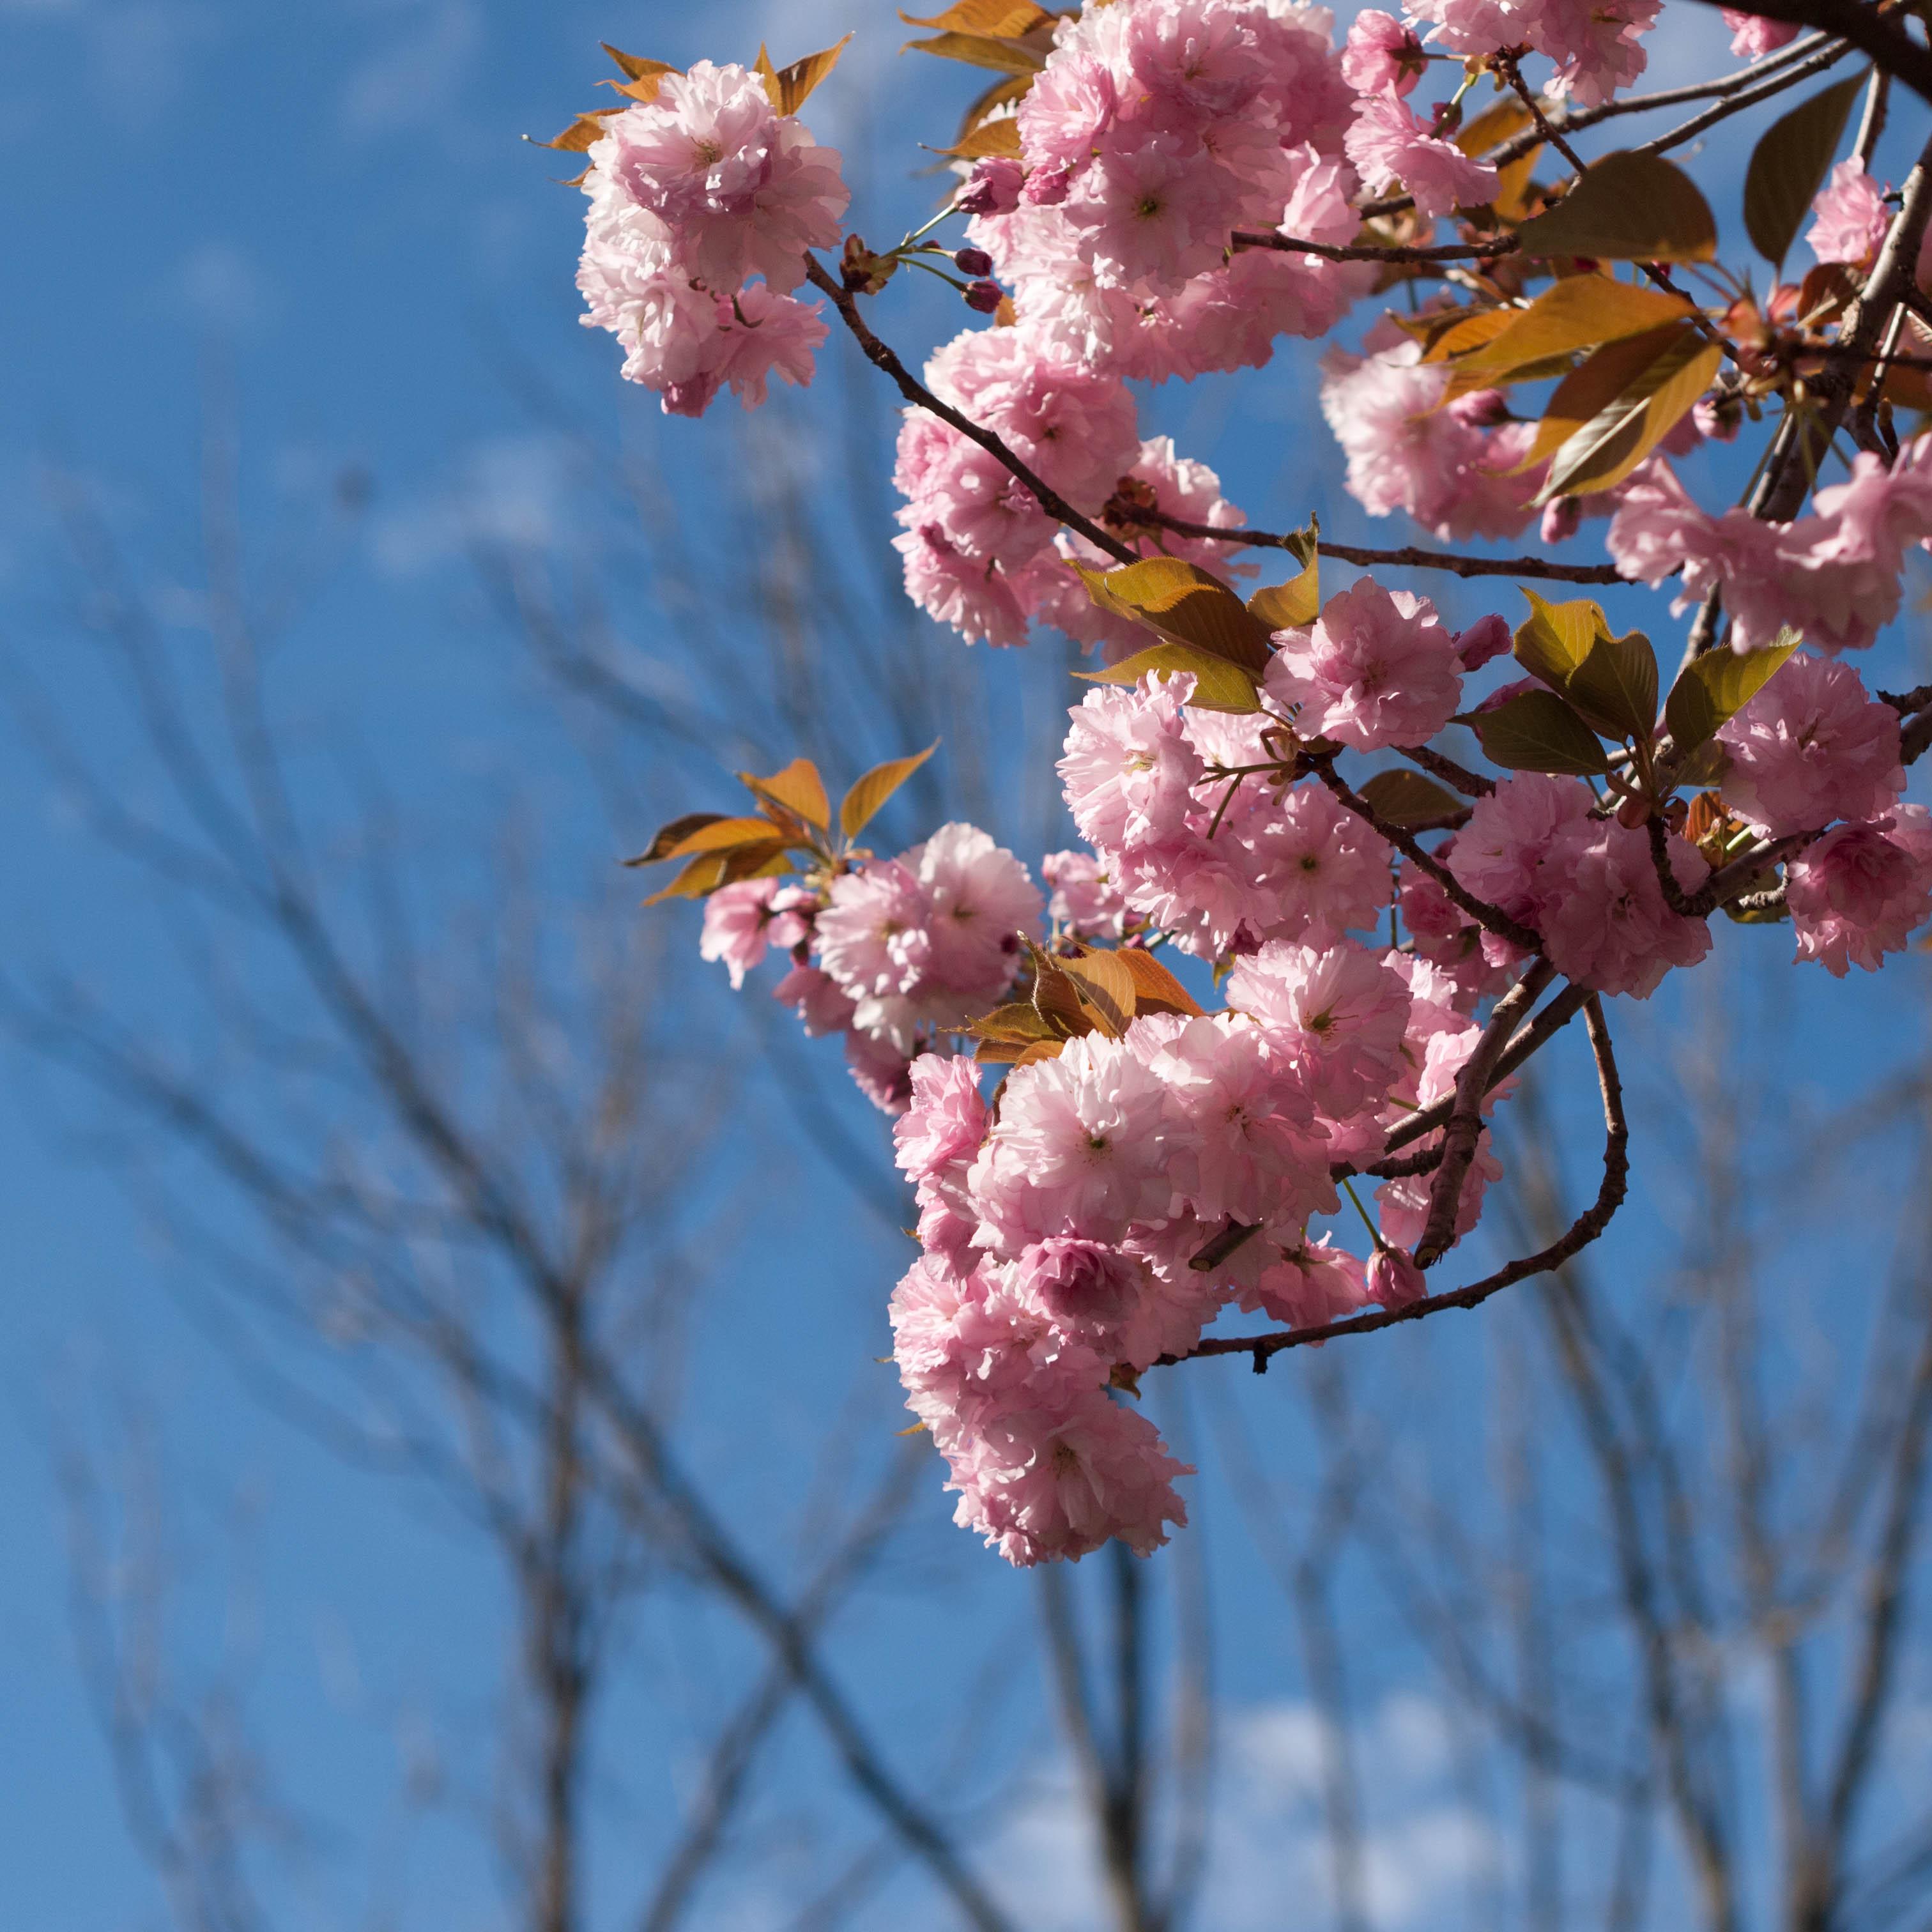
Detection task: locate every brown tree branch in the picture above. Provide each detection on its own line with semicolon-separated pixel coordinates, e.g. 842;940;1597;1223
804;256;1136;567
1169;994;1627;1368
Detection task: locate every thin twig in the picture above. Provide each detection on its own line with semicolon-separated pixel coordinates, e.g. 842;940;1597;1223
802;256;1137;567
1307;755;1543;953
1414;960;1556;1267
1144;509;1626;585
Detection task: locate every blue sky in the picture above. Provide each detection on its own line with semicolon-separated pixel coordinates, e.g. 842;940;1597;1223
4;3;1932;1929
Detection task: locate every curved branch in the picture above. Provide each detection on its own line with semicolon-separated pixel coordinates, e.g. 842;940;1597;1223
802;256;1137;567
1170;993;1629;1369
1414;959;1556;1268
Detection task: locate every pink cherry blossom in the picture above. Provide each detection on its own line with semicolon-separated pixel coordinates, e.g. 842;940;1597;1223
772;964;856;1037
895;1052;988;1192
606;62;848;294
1011;1238;1152;1343
1238;1237;1371;1326
1135;1013;1333;1228
1321;341;1542;542
1807;160;1890;270
1447;774;1597;938
1227;939;1412;1119
945;1385;1191;1565
910;822;1043;997
1342;10;1427;94
1717;653;1904;836
1787;807;1932;974
969;1032;1192;1254
1059;675;1207;852
1367;1245;1427;1308
1721;8;1800;56
1041;850;1131;940
1537;818;1713;997
698;878;810;988
1265;577;1464;751
1345;95;1499;220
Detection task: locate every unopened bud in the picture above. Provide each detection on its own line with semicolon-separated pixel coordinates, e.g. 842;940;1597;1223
1448;387;1510;428
963;278;1004;313
956;156;1023;217
1023;161;1072;207
953;246;994;277
1540;495;1581;544
1453;612;1513;670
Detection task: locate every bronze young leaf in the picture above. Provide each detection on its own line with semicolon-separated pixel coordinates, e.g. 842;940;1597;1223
839;742;939;841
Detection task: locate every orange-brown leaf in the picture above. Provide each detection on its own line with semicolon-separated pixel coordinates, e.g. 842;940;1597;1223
741;756;831;831
641;843;788;905
841;742;940;840
1114;947;1205;1018
756;34;854;114
626;811;726;866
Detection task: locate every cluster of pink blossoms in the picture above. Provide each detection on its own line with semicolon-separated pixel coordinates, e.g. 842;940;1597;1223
1607;438;1932;654
887;929;1502;1561
688;620;1931;1561
892;330;1252;649
961;0;1366;384
701;822;1043;1110
576;62;848;415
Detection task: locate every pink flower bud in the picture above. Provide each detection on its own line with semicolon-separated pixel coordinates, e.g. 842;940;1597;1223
1447;388;1511;428
1540;496;1581;544
957;156;1024;217
953;245;994;277
1022;161;1073;207
963;278;1004;313
1453;612;1513;670
1367;1246;1427;1308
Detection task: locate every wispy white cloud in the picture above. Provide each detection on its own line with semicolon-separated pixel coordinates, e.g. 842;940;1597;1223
339;0;480;141
983;1694;1502;1931
165;240;275;333
369;433;577;577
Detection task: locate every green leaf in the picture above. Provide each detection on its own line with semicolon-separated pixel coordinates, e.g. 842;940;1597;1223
1472;691;1615;774
1514;589;1609;690
1075;643;1262;714
1744;73;1866;268
1247;526;1320;632
1072;556;1274;673
1664;634;1800;754
1567;629;1660;741
839;741;939;839
1514;151;1718;263
1356;768;1469;827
